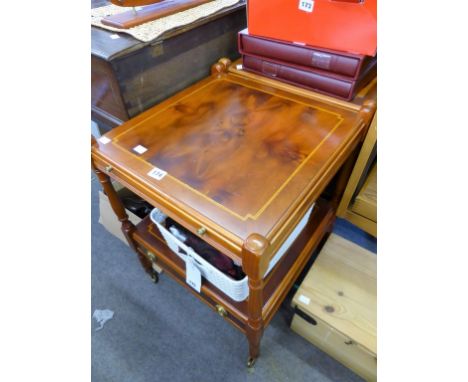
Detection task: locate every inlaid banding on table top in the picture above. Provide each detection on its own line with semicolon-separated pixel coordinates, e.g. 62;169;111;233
111;79;345;220
111;76;344;140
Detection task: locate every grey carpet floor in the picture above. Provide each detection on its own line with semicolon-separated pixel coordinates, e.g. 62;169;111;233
91;176;376;382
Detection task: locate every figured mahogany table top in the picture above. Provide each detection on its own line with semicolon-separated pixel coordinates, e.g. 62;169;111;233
92;63;376;256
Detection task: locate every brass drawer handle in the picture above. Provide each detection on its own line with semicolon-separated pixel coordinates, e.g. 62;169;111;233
216;304;227;317
105;165;113;173
197;227;207;236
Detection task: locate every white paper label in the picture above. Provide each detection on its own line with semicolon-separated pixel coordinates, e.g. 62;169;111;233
110;34;120;39
133;145;148;154
147;167;167;180
298;294;311;305
298;0;314;13
98;136;111;144
236;64;243;70
186;257;201;292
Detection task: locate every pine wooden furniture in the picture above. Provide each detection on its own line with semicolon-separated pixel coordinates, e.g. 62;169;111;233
291;233;377;381
91;0;246;131
337;113;377;236
353;163;377;222
91;58;377;366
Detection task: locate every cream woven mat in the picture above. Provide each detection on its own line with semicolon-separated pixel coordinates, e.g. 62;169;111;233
91;0;241;42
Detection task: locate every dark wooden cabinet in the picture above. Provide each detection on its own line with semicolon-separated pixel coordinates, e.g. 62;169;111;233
92;58;377;366
91;0;247;131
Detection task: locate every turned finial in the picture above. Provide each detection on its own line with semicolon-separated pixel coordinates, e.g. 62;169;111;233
359;99;377;124
219;57;231;69
211;57;232;75
359;99;377;116
242;234;270;278
244;234;269;255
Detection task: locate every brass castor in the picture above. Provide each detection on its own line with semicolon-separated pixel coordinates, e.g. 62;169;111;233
247;357;256;368
150;271;159;284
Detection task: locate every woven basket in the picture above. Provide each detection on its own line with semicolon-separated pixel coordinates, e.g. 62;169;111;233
150;204;314;301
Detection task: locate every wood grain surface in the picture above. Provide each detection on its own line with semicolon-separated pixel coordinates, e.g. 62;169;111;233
117;80;343;218
292;233;376;355
291;314;376;382
91;55;129;123
352;162;377;222
92;66;375;256
91;58;377;364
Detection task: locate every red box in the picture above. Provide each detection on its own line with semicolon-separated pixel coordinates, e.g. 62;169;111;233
247;0;377;56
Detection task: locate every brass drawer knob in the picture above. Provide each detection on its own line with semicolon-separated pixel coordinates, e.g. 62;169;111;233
216;304;227;317
147;251;156;262
197;227;207;236
105;165;113;173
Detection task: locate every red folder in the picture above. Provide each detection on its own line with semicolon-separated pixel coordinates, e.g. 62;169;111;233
247;0;377;56
242;54;377;101
238;29;371;80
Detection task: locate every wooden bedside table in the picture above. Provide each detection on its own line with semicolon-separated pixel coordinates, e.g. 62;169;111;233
91;58;376;367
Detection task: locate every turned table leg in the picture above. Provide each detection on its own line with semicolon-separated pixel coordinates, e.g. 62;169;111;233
246;276;263;367
243;234;271;367
92;163;154;278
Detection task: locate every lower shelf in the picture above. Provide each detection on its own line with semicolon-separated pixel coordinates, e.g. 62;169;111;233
131;198;335;331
